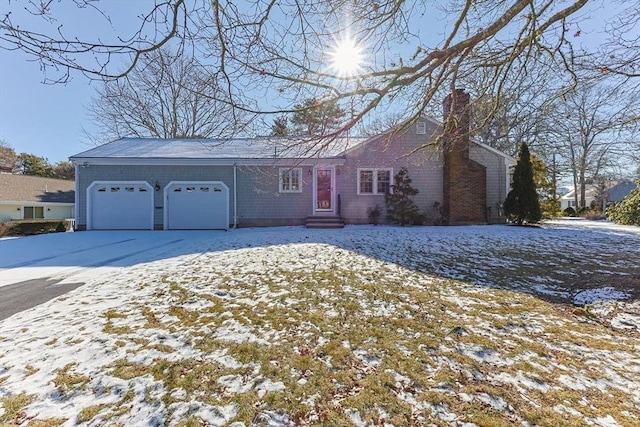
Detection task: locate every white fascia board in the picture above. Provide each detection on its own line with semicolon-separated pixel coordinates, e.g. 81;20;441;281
0;201;74;206
71;157;346;167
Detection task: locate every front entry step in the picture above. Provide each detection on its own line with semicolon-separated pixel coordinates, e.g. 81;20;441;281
305;216;345;229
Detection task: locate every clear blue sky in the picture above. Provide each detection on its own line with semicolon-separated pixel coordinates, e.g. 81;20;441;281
0;48;98;163
0;1;615;166
0;1;146;163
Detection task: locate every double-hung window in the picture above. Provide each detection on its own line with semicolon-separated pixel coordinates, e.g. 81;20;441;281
358;168;392;195
279;168;302;193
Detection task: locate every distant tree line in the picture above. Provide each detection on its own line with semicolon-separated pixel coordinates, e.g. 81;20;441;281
0;140;74;180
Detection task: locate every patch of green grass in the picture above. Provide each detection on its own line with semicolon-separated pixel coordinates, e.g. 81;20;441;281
104;309;128;319
76;403;110;423
24;365;39;376
168;306;199;325
148;343;175;353
176;416;208;427
103;322;133;335
0;392;34;423
22;418;67;426
111;360;152;380
52;363;90;399
141;307;163;328
130;337;150;347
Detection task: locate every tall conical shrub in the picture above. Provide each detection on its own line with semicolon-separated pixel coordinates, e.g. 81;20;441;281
504;142;541;225
385;167;423;225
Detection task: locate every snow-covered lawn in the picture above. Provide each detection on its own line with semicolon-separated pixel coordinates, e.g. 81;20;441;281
1;220;639;426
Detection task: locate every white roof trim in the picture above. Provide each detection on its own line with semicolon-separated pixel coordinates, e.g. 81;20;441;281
71;157;346;167
0;201;75;206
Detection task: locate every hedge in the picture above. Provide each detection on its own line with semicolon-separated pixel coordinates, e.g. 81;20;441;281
0;219;71;237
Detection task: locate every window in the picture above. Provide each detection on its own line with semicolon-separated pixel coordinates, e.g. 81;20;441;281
279;168;302;193
377;170;391;194
416;121;427;134
24;206;44;219
358;168;393;195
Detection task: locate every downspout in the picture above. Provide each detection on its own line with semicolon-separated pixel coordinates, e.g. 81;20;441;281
73;161;80;230
233;163;237;229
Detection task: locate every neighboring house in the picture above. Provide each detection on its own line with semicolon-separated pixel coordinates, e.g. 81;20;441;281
560;179;637;211
560;186;596;211
70;90;515;230
0;174;75;221
605;179;637;204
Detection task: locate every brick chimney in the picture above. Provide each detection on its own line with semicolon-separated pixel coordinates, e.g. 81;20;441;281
442;89;487;224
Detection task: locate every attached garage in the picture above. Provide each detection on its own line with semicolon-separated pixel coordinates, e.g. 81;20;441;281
164;181;229;230
87;181;154;230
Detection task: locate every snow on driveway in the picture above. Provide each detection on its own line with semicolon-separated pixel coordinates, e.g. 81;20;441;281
0;220;638;426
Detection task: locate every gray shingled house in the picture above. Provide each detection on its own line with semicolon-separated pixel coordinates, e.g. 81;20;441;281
70;90;515;230
0;174;75;221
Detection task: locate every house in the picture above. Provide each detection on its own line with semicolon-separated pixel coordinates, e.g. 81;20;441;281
0;174;75;221
70;90;515;230
560;180;637;212
605;179;637;204
560;186;595;211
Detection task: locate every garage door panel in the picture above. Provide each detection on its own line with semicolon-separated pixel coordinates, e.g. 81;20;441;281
166;182;228;230
90;183;153;230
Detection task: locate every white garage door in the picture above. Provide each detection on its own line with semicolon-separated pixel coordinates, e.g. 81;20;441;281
165;182;229;230
89;182;154;230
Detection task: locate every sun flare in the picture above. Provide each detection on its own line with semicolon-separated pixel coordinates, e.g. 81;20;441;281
329;37;363;76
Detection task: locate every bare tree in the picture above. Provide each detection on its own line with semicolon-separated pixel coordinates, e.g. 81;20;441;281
586;1;640;81
461;64;557;157
548;81;638;208
85;47;241;142
1;0;599;148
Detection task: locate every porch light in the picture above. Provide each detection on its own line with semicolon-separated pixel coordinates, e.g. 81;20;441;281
308;169;313;175
154;181;161;191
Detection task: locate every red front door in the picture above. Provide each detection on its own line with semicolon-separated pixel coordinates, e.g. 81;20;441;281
316;169;332;211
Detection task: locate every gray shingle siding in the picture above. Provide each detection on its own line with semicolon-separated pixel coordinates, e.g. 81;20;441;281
340;122;445;224
235;165;313;227
469;145;510;223
76;163;316;229
76;164;235;228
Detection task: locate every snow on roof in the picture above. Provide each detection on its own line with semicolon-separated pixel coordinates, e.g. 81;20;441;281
70;137;367;161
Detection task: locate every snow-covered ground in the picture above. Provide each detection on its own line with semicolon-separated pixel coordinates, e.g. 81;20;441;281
0;220;639;426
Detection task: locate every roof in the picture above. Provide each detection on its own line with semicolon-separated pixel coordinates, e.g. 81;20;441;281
606;180;637;202
70;137;368;163
0;174;75;204
560;180;637;202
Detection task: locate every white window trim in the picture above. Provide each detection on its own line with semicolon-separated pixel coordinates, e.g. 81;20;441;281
279;167;303;193
357;168;393;195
